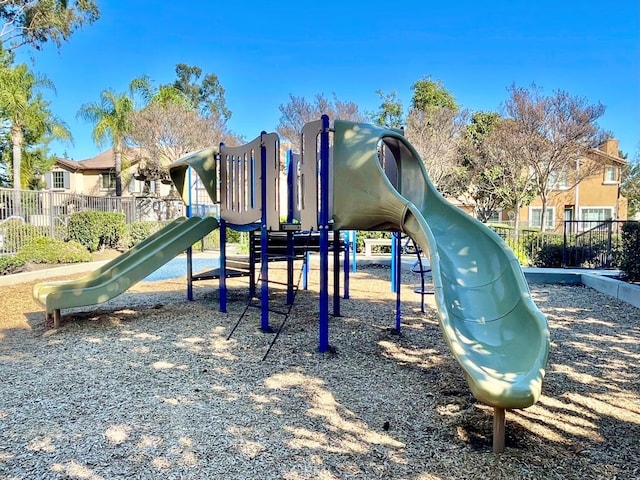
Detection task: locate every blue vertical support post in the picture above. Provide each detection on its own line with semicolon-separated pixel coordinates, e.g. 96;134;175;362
394;231;402;333
302;251;310;290
391;232;398;293
286;150;295;305
350;231;357;273
318;115;330;353
343;232;350;299
333;230;341;317
219;218;227;313
260;135;271;333
186;166;194;301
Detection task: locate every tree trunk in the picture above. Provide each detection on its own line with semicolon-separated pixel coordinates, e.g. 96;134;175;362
114;150;122;197
11;125;22;217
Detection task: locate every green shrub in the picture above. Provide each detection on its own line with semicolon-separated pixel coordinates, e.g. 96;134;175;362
621;221;640;282
534;244;565;267
67;211;126;252
118;221;165;248
18;237;91;264
504;237;530;266
1;220;47;252
0;255;26;275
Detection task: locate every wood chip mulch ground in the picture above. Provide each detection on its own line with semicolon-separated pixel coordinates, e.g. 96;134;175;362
0;262;638;479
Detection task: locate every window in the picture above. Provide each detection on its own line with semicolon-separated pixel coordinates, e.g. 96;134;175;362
47;170;69;190
52;171;65;189
581;207;613;222
487;209;502;223
529;207;555;230
604;167;618;183
580;207;613;230
100;172;116;190
549;169;568;190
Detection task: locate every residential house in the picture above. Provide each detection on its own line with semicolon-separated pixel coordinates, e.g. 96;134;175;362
489;139;627;232
48;148;173;197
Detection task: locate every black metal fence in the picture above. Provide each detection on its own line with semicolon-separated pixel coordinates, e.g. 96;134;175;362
0;188;186;254
489;220;636;270
562;220;627;269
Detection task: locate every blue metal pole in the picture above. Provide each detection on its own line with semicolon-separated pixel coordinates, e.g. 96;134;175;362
318;115;330;353
343;232;350;299
350;230;357;273
286;150;295;305
219;218;227;313
391;232;397;293
394;232;402;333
303;251;309;290
260;136;271;332
186;166;194;301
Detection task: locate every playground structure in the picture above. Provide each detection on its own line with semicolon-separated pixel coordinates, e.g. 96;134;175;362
33;116;549;452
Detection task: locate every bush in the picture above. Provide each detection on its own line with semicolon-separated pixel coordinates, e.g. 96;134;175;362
1;220;47;252
18;237;91;264
67;211;126;252
534;244;565;268
504;237;530;266
0;255;26;275
620;221;640;282
119;221;164;249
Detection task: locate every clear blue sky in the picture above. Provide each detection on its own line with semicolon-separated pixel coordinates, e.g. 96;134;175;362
16;0;640;161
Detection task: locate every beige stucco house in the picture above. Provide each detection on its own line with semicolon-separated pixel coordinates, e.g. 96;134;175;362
48;148;173;197
487;139;627;232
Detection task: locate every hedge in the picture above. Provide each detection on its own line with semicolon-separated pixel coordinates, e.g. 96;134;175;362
621;222;640;282
67;211;126;252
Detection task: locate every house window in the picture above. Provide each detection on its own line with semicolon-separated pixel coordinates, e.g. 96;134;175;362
100;172;116;190
46;170;70;190
52;171;65;189
487;209;502;223
604;167;618;183
549;169;568;190
529;207;555;230
581;207;613;222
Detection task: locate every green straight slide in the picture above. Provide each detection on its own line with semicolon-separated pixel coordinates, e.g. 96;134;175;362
33;216;219;326
332;121;550;409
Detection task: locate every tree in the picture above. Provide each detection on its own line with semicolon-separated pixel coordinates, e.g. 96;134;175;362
457;111;504;221
622;147;640;218
504;84;607;231
370;89;404;128
77;79;148;196
404;77;467;195
127;101;242;195
277;93;366;151
411;77;458;111
0;61;70;213
480;118;538;236
169;63;231;121
0;0;99;51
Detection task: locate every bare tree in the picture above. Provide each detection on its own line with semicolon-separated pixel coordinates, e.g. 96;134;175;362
127;101;241;195
480;118;538;236
276;93;366;151
404;106;469;196
504;84;607;231
457;111;503;221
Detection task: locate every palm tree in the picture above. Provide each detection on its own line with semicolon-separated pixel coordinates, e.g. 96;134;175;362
77;79;149;196
0;63;71;212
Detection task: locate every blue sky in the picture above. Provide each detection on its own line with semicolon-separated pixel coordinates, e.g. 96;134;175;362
16;0;640;161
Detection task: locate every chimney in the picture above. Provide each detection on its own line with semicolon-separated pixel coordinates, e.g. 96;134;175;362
599;139;620;157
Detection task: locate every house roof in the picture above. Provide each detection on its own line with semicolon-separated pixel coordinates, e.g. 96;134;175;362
55;148;141;172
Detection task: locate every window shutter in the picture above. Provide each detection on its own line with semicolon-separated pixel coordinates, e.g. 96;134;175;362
63;171;70;189
44;172;52;189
